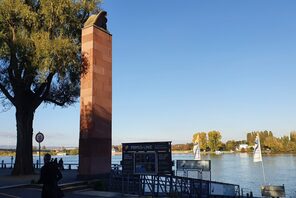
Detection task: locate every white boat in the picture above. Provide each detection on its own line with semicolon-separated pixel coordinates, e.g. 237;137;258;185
215;150;222;155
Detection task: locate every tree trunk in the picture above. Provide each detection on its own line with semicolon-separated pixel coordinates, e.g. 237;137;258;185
12;108;34;175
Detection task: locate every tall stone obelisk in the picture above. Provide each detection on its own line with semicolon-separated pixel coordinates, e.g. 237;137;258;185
79;11;112;178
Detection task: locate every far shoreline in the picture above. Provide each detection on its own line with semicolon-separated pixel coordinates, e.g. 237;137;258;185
111;150;296;155
1;150;296;157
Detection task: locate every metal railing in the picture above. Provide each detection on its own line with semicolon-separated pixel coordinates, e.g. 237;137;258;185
33;162;78;170
0;160;78;170
1;160;13;169
241;188;254;197
108;166;240;197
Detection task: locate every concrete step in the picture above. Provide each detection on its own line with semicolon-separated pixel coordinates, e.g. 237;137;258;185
59;181;88;188
61;184;90;192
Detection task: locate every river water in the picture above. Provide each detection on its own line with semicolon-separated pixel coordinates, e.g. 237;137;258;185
1;153;295;197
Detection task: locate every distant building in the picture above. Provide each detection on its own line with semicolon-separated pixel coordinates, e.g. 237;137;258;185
238;144;248;151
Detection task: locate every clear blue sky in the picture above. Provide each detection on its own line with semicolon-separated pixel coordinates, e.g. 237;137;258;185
1;0;296;147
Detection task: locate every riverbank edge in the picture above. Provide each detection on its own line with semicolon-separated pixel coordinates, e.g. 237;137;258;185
2;150;296;156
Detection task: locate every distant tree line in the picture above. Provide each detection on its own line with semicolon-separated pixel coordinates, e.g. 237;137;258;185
192;131;225;152
111;130;296;154
190;130;296;153
247;130;296;152
31;146;79;156
0;150;15;156
192;130;247;152
172;143;193;151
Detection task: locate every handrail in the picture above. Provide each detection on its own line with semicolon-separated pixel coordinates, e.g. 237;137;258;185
241;187;254;197
0;160;79;170
109;167;240;197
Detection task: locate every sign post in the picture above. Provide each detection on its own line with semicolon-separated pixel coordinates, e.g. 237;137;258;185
35;132;44;168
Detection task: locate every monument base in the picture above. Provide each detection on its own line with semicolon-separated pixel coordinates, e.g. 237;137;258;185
77;173;110;180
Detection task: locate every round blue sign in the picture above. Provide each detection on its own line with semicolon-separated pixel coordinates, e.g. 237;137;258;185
35;132;44;143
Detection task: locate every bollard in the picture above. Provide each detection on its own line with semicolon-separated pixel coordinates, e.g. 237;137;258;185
250;191;253;198
1;160;4;169
68;164;71;170
10;156;13;169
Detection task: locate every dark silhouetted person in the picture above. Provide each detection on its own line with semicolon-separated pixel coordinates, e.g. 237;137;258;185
39;153;63;198
54;158;58;165
58;158;64;170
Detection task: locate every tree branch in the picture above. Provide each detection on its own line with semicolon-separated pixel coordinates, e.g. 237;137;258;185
7;41;18;91
40;73;54;99
0;82;15;105
43;98;66;106
32;72;54;109
34;81;47;97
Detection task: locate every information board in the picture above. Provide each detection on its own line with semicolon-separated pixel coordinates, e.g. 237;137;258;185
122;141;172;175
176;160;211;171
210;183;236;196
134;152;156;174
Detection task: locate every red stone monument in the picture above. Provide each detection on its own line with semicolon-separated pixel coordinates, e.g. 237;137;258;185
79;11;112;178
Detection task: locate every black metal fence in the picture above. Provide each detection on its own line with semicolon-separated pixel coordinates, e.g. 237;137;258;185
0;160;78;170
109;165;240;197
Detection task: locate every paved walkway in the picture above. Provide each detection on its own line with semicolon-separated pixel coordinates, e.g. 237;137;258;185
0;169;143;198
0;188;141;198
0;169;78;188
